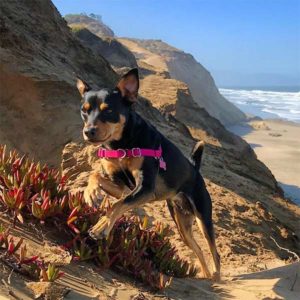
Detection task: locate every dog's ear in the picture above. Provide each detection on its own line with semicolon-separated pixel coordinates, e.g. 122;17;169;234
116;68;139;103
77;78;91;97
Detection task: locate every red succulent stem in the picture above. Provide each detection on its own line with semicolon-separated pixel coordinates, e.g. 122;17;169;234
7;238;15;254
21;255;39;264
68;207;78;219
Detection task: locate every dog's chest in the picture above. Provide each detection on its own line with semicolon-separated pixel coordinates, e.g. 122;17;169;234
101;157;144;176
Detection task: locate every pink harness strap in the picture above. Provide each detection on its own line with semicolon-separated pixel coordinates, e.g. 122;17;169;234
97;146;166;170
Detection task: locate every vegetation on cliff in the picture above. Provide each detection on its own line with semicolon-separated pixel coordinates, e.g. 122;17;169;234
0;145;196;290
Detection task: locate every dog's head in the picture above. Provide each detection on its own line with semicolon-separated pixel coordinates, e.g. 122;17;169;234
77;68;139;145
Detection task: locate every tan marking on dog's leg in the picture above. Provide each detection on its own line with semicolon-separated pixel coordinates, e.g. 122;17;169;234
89;192;154;239
105;188;155;236
84;172;103;207
90;172;150;238
196;218;220;281
85;171;130;207
167;197;211;278
104;201;131;235
100;176;131;199
89;168;156;240
89;202;127;240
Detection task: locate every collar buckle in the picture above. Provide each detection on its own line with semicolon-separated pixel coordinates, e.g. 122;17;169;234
132;147;142;157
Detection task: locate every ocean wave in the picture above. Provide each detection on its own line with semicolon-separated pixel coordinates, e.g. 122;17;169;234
220;88;300;122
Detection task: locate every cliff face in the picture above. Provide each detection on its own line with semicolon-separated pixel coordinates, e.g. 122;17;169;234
119;39;247;125
64;14;246;126
71;27;137;70
64;14;114;37
0;0;117;166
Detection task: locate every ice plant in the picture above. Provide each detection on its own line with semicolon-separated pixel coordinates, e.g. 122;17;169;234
96;216;197;289
72;239;93;261
0;224;9;248
18;244;39;265
30;190;62;221
40;263;65;282
0;187;29;223
0;223;63;282
0;145;196;290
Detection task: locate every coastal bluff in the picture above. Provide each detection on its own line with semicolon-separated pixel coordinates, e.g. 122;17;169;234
0;3;299;299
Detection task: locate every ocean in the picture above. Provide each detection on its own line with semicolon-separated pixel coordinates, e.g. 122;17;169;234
219;86;300;123
222;86;300;206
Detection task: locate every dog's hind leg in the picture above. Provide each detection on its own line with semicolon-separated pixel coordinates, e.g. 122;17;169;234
189;182;221;280
167;194;211;278
196;217;220;281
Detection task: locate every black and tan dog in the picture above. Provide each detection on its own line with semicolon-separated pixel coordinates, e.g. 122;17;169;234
77;68;220;279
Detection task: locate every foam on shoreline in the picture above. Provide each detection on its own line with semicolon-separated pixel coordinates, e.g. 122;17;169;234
220;88;300;123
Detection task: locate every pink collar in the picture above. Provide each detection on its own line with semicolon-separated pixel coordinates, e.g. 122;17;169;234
97;146;166;170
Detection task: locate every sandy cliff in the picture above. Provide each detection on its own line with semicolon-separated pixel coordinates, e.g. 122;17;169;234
119;38;247;125
65;14;247;126
0;3;299;299
65;13;115;38
0;0;117;166
71;27;137;70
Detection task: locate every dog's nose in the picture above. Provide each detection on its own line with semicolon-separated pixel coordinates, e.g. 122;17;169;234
84;127;97;138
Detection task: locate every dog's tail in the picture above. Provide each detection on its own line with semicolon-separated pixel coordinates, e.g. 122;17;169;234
191;141;205;170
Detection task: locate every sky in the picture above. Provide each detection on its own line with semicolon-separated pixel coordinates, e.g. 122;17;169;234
52;0;300;87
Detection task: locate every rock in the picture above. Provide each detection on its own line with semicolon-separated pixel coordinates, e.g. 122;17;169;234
0;0;117;166
269;132;282;137
65;14;114;37
26;282;67;300
71;27;137;69
119;38;247;126
249;121;271;131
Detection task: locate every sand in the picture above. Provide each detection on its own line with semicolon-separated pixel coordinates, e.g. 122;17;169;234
0;216;299;300
228;119;300;205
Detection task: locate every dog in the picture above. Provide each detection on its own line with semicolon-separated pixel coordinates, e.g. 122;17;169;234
76;68;220;279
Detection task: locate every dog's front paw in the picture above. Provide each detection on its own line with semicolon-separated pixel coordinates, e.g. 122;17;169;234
88;216;110;240
84;184;104;208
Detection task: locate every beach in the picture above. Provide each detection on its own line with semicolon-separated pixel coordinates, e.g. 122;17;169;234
228;119;300;205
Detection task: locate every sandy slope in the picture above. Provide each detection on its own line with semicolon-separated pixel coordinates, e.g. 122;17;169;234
1;215;299;300
218;262;300;300
228;120;300;205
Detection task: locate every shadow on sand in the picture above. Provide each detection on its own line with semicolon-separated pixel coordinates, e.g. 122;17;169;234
236;263;300;300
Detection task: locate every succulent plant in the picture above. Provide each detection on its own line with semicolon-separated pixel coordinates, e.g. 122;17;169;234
40;263;65;282
0;145;196;290
0;223;63;282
